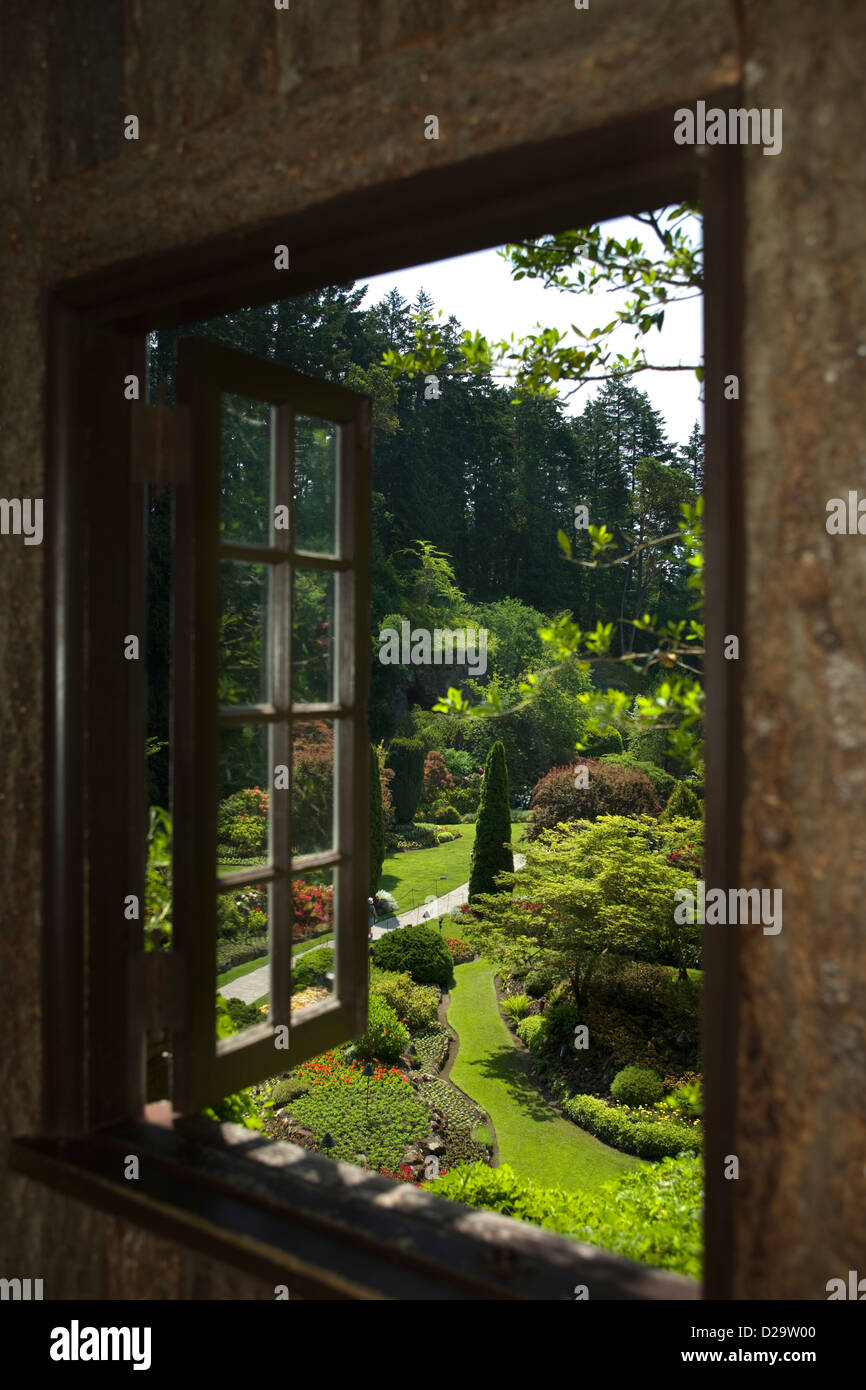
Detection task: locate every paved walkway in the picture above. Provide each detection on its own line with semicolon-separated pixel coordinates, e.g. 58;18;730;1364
219;852;526;1004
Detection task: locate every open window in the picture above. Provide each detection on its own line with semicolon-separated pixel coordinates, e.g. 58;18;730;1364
20;103;742;1300
170;340;371;1111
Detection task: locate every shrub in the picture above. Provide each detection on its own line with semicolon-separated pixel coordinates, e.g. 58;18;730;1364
443;935;473;963
610;1064;665;1106
524;964;556;998
433;828;461;845
448;783;482;813
563;1093;702;1158
501;993;532;1022
387;737;426;824
269;1076;311;1107
421;750;454;803
223;997;261;1031
526;760;658;839
216;894;245;940
354;995;410;1061
432;803;460;825
460;811;478;824
544;999;582;1044
516;1015;548;1053
663;779;703;820
580;727;623;757
427;1156;703;1279
599;753;676;802
372;923;453;989
658;1077;703;1119
374;889;398;916
292;879;334;940
443;748;476;780
292;946;334;994
371;969;440;1030
469;740;513;899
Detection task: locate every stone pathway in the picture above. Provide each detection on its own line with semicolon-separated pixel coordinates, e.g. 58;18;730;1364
219;851;526;1004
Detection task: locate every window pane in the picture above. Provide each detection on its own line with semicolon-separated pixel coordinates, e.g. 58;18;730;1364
291;720;334;857
221;393;272;546
216;883;270;1040
219;561;270;707
294;415;337;554
292;569;335;704
217;725;271;872
290;867;336;1011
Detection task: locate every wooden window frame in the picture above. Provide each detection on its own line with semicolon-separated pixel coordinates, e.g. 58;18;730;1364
173;340;371;1112
21;96;742;1299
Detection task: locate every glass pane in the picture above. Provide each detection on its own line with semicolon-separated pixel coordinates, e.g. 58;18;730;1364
294;415;337;554
216;882;271;1041
217;725;271;873
219;561;270;707
292;569;335;704
221;393;272;546
291;867;336;1012
291;720;334;857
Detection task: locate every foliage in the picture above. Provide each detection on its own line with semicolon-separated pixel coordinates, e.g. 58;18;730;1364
501;993;533;1022
524;964;557;998
580;726;623;756
269;1077;311;1107
427;1154;703;1279
663;779;703;821
374;889;398;916
372;923;453;989
222;997;261;1031
285;1050;428;1171
292;879;333;940
206;998;263;1131
443;748;478;780
292;946;334;995
469;740;513;900
370;742;386;898
526;759;659;839
292;723;334;855
610;1064;665;1106
387;737;426;824
431;803;460;825
658;1077;703;1119
599;752;676;801
421;750;455;803
563;1093;701;1159
145;806;173;950
516;1015;548;1053
442;935;473;963
465;816;704;1017
354;995;410;1062
410;1025;450;1072
370;969;440;1030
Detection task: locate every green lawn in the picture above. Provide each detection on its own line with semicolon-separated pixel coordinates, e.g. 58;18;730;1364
216;930;334;989
379;823;525;916
446;958;638;1194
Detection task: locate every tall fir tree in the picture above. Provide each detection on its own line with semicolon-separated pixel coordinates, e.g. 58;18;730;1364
469;740;513;900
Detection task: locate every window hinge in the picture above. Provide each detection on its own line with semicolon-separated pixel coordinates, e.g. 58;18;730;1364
129;951;186;1036
130;401;192;488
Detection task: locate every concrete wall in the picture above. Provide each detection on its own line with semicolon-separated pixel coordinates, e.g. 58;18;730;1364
1;0;863;1298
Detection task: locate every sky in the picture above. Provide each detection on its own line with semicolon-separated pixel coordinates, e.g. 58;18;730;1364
358;214;704;449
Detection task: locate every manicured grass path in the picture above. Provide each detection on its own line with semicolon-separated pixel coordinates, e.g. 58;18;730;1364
446;959;637;1194
380;822;526;915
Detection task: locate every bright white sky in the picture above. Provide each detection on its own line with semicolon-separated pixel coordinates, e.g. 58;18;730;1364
359;214;703;448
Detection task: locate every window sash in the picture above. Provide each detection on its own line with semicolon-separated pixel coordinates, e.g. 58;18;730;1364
172;339;371;1113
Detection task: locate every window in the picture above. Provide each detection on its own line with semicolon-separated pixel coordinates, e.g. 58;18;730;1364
23;103;742;1299
171;340;371;1111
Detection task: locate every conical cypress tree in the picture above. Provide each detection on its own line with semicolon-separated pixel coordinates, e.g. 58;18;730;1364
469;740;513;900
369;743;385;898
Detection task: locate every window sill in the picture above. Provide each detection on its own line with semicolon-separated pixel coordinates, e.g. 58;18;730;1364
10;1109;699;1300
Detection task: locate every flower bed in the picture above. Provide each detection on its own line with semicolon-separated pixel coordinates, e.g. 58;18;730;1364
443;935;474;964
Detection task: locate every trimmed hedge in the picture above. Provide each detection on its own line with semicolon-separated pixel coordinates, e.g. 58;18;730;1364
516;1015;548;1053
427;1156;702;1279
563;1093;702;1159
527;759;659;839
387;737;426;824
372;923;453;989
611;1064;665;1106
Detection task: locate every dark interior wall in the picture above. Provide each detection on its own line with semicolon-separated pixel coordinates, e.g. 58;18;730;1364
1;0;862;1300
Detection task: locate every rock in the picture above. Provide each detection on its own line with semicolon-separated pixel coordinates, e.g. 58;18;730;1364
401;1145;424;1167
421;1136;446;1156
